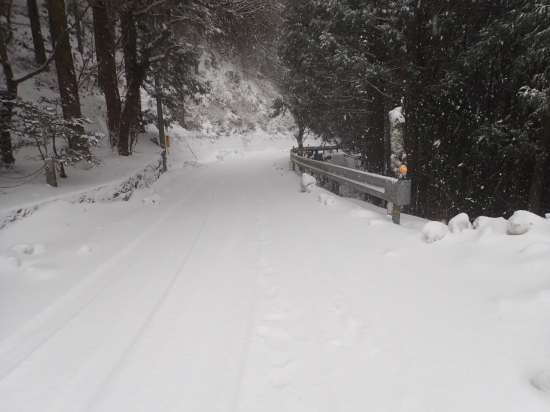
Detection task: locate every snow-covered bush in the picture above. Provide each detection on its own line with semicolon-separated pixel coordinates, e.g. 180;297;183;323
11;97;103;174
506;210;545;235
448;213;472;233
300;173;316;192
318;193;335;206
422;221;449;244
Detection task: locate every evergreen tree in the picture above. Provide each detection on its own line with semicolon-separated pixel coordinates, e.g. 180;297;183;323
278;0;550;219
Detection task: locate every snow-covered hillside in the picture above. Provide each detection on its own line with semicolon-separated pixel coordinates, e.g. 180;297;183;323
1;136;549;411
2;16;298;221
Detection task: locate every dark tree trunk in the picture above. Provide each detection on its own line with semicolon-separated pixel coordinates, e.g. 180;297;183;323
179;93;186;127
118;8;141;156
403;8;423;215
27;0;47;65
296;123;304;149
0;18;16;165
118;80;141;156
46;0;88;152
71;0;84;55
155;76;166;172
92;0;121;147
528;111;550;215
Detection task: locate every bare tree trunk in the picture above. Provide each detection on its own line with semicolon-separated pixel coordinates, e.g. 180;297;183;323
46;0;88;152
0;18;16;165
27;0;47;65
528;111;550;215
296;123;305;149
71;0;84;55
92;0;121;147
155;76;166;172
179;92;186;127
118;7;141;156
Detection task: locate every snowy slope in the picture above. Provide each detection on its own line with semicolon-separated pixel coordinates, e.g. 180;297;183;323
2;1;297;221
1;137;549;411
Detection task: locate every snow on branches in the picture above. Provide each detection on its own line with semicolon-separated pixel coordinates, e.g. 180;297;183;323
9;97;104;169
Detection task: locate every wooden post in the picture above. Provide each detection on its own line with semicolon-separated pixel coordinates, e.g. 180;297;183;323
45;158;58;187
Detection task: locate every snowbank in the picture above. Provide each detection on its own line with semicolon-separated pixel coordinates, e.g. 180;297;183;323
422;221;449;243
506;210;546;235
448;212;472;233
300;173;316;193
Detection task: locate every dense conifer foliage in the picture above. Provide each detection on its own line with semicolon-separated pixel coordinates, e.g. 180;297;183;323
278;0;550;218
1;0;548;219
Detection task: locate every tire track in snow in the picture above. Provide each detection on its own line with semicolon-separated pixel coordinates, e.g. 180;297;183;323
0;170;214;381
0;170;226;411
229;209;279;411
81;187;219;412
86;158;271;412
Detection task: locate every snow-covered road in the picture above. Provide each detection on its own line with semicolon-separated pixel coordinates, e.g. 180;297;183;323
1;150;550;411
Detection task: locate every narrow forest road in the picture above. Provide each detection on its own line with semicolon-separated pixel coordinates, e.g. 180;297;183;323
1;150;549;412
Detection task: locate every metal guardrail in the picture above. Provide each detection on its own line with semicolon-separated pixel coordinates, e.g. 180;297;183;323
290;147;411;224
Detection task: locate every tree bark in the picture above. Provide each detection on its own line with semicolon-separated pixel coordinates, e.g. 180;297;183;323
155;76;166;172
46;0;88;152
296;122;304;149
27;0;47;65
118;7;141;156
528;111;550;215
0;18;16;165
92;0;121;148
71;0;84;55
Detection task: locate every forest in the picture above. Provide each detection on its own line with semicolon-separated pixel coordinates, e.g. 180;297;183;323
1;0;549;220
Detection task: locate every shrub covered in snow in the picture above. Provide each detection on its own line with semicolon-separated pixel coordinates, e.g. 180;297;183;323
422;221;449;243
448;213;472;233
10;97;103;171
300;173;316;193
506;210;545;235
318;193;335;206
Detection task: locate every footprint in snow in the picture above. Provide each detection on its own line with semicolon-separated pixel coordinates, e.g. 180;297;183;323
77;245;92;254
530;371;550;395
262;285;279;299
330;312;363;348
0;255;22;270
24;266;57;280
269;352;291;368
10;243;47;255
263;310;289;322
256;325;294;350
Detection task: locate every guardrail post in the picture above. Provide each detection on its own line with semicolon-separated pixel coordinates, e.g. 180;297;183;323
45;158;58;187
391;204;401;224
